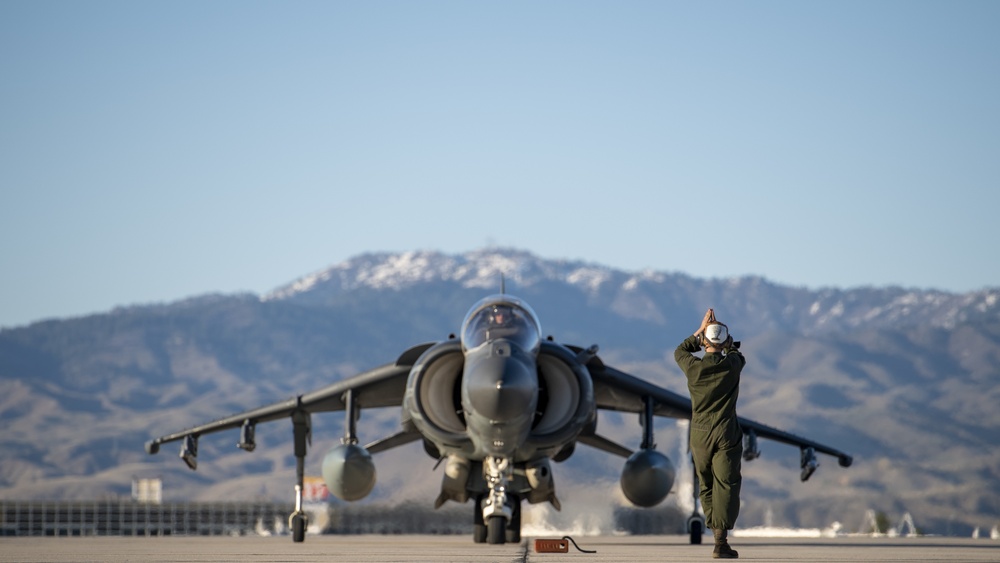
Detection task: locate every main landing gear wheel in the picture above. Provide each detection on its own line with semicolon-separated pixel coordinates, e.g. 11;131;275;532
487;515;506;544
472;495;487;543
505;495;521;544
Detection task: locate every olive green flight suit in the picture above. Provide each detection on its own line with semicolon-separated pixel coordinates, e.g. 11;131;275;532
675;334;745;531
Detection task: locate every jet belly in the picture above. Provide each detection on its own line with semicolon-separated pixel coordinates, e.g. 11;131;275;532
461;340;538;458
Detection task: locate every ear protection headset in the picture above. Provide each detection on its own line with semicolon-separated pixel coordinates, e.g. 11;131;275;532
703;322;730;347
698;310;732;349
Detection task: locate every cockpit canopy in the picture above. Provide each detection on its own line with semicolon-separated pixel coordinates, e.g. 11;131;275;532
460;295;542;354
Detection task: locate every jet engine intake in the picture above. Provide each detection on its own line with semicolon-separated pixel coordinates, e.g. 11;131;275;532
620;449;675;507
533;354;580;435
321;443;376;501
413;348;466;434
527;343;595;451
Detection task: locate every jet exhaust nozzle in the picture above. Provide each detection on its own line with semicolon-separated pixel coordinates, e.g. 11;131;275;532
620;449;675;507
321;443;376;501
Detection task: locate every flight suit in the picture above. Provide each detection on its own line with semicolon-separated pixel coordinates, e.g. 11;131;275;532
675;334;745;531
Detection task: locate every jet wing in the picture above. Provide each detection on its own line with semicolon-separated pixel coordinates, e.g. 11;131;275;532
589;359;693;419
145;343;434;454
585;354;853;469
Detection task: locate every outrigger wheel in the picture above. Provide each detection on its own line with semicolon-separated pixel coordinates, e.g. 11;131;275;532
290;512;307;543
687;453;705;544
688;516;704;545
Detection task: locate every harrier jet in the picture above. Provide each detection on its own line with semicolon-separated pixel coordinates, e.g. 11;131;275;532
146;292;852;544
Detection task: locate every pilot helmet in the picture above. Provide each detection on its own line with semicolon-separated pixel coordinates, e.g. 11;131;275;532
490;306;512;325
703;322;729;347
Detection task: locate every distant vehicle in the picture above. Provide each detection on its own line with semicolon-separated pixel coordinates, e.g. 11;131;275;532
146;292;852;544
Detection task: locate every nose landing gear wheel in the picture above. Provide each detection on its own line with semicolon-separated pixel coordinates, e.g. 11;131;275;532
487;515;506;544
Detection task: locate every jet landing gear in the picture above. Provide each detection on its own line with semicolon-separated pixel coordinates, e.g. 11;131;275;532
506;494;522;543
289;409;311;543
475;456;520;545
472;493;521;544
687;514;705;545
290;508;307;543
686;453;705;545
472;495;521;544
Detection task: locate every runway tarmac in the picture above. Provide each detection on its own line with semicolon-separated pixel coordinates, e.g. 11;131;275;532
2;534;998;562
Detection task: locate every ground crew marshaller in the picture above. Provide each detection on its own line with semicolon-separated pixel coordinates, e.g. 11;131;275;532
675;308;745;559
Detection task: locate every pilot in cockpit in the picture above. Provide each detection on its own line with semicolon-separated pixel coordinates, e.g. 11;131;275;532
486;305;519;338
486;305;526;340
489;306;512;326
461;299;541;352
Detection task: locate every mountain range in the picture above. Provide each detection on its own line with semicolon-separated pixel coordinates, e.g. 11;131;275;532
1;248;998;536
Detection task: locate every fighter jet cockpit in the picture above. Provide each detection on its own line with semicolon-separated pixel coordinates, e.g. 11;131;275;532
460;295;542;354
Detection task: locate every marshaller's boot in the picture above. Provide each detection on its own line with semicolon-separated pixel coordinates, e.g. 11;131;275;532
712;528;739;559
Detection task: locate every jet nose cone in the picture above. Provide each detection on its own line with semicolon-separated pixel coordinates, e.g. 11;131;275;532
465;348;537;422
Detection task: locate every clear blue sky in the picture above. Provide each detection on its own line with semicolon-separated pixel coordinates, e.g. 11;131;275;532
2;1;998;328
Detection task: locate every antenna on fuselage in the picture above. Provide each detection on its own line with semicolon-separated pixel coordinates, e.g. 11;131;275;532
500;274;506;294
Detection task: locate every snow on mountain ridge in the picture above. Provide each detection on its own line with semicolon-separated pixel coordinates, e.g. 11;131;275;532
261;249;1000;332
567;267;615;294
264;249;621;300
